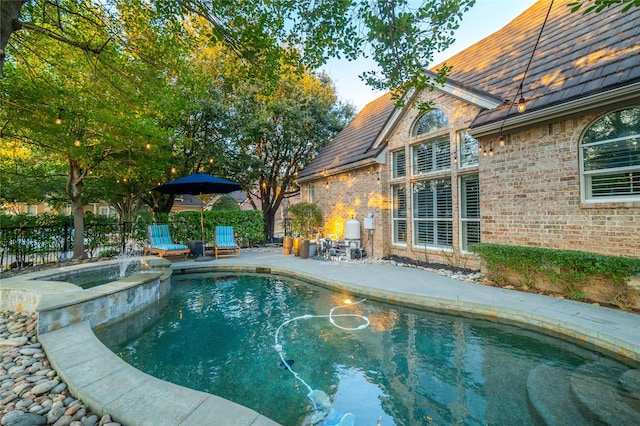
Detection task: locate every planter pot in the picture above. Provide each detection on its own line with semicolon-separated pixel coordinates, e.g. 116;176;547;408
293;237;301;256
300;239;310;259
283;236;293;255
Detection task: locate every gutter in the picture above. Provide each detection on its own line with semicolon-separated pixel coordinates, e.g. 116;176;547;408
470;82;640;137
297;152;386;184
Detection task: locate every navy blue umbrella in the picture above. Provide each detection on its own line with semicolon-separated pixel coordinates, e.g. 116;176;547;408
153;172;241;196
152;172;242;260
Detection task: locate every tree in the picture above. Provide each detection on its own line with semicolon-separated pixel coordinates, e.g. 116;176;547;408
0;1;183;258
2;0;477;97
568;0;640;13
217;68;353;240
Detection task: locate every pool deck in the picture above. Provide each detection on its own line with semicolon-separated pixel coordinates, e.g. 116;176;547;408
35;251;640;425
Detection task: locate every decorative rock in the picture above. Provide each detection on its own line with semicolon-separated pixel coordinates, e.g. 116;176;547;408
4;413;47;426
0;337;28;348
81;415;98;426
50;383;67;394
0;410;24;426
52;415;73;426
70;409;85;422
31;380;59;396
19;348;42;356
46;401;65;424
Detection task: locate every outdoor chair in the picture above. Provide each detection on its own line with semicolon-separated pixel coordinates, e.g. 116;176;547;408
144;224;190;260
214;226;241;259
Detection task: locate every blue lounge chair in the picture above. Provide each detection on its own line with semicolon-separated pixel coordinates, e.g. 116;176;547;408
214;226;241;259
144;224;190;260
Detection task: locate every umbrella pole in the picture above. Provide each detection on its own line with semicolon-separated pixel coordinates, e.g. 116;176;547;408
196;192;213;262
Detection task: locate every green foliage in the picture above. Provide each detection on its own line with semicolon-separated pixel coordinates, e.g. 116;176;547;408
470;243;640;287
568;0;640;14
211;195;241;211
286;203;322;237
144;210;264;247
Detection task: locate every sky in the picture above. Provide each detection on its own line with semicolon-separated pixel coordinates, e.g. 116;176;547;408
321;0;538;111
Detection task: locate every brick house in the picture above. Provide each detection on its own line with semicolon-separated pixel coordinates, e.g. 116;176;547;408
296;0;640;267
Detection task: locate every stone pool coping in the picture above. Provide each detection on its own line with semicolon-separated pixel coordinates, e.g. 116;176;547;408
3;251;640;425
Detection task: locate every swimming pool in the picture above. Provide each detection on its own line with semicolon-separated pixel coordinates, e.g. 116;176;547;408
97;273;640;425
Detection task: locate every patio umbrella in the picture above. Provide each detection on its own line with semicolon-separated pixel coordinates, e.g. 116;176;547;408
152;172;242;261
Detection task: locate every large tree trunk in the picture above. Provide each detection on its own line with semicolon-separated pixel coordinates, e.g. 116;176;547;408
0;1;25;79
66;158;87;259
262;204;276;242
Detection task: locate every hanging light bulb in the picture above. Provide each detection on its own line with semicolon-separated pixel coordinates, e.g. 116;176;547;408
325;181;329;189
74;138;81;147
55;109;62;125
517;97;526;113
489;144;494;156
499;135;505;146
171;164;177;174
209;158;214;164
146;141;151;150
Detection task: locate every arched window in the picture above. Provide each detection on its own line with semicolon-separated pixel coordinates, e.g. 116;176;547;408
411;109;449;137
581;107;640;201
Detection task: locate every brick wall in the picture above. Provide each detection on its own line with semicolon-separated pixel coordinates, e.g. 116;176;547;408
478;113;640;258
301;165;389;258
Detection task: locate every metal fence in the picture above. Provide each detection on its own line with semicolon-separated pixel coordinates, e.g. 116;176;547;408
0;222;136;273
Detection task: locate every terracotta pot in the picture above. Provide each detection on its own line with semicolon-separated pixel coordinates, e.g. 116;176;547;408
283;236;293;255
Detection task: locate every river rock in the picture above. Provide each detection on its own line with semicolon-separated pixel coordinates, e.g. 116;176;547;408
53;415;73;426
4;413;47;426
0;337;27;348
31;380;59;396
47;401;66;423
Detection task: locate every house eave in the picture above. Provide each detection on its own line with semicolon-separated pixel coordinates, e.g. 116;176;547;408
469;82;640;138
297;153;386;184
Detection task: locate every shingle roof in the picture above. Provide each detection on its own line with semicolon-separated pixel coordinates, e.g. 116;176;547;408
297;92;396;179
436;0;640;127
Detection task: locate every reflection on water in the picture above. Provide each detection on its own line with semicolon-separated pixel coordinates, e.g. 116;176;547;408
96;273;640;426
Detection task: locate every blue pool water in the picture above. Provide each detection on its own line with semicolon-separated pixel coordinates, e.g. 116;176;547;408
97;273;640;425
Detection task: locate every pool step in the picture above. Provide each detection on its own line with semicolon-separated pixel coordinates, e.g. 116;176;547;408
570;362;640;426
526;364;597;425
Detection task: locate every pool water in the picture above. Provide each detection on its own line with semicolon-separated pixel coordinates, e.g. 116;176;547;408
98;273;640;425
42;262;140;289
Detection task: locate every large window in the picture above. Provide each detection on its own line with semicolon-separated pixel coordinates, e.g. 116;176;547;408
460;174;480;250
412;138;451;175
307;183;315;203
412;179;453;248
392;185;407;245
459;131;479;167
581;107;640;201
411;109;449;137
391;149;406;178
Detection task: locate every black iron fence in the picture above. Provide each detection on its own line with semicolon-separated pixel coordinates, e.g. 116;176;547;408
0;222;138;273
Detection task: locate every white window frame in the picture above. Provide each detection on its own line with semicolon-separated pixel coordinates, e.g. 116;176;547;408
391;184;407;246
411;138;451;176
459;174;480;251
459;131;479;168
307;183;315;203
391;149;407;179
411;179;453;249
580;107;640;203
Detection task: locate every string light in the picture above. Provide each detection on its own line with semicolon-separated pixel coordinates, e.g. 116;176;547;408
74;138;81;147
55;109;63;125
499;135;505;146
145;141;151;150
171;164;177;174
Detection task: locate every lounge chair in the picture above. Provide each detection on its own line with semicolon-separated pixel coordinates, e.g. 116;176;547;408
144;224;190;260
214;226;241;259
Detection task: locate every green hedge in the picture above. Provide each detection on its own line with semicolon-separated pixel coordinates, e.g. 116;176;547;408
168;210;264;247
470;243;640;287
